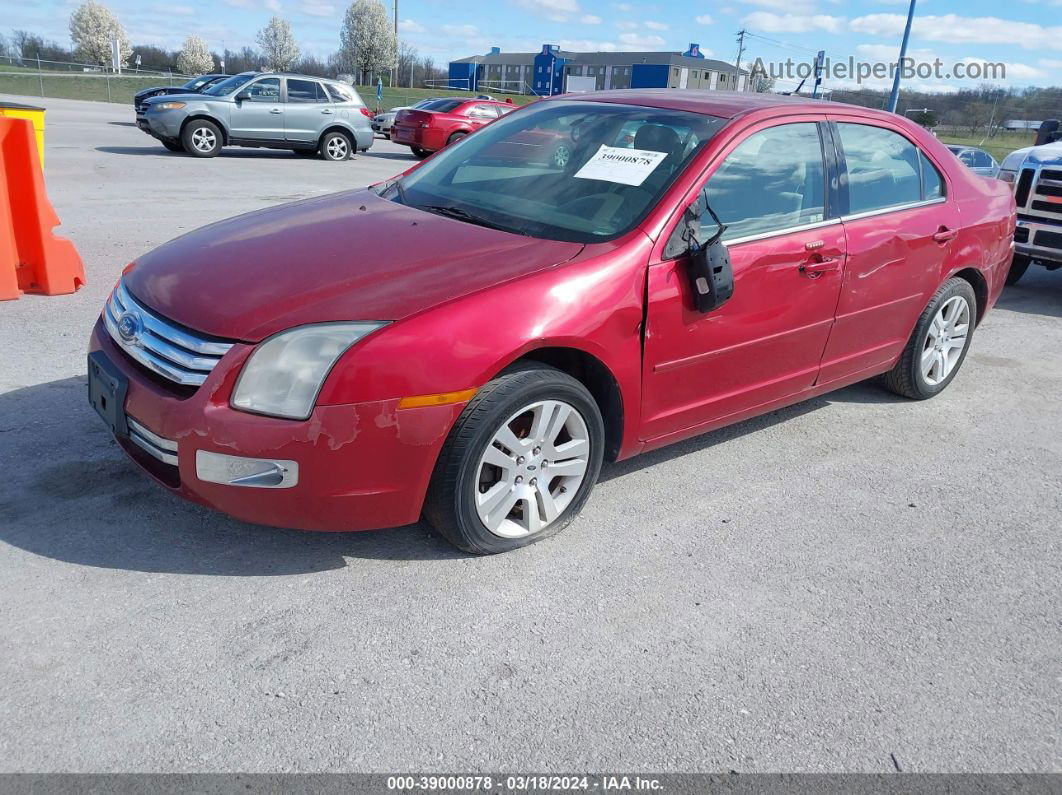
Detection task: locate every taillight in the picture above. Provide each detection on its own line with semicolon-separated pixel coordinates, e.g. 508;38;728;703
359;106;373;118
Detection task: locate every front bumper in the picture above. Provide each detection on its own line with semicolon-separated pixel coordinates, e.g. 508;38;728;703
143;109;185;140
1015;215;1062;265
89;319;464;532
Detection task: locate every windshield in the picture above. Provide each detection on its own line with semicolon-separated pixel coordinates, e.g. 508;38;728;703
201;73;256;96
382;101;725;243
182;75;215;91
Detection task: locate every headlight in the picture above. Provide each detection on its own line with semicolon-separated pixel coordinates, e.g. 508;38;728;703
997;169;1017;184
231;322;387;420
153;101;186;111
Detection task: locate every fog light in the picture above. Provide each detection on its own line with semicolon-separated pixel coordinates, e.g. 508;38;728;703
196;450;299;489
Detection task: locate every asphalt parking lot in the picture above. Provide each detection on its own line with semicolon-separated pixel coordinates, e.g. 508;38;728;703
1;95;1060;773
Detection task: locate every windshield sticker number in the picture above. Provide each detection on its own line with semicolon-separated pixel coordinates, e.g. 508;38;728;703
574;144;669;186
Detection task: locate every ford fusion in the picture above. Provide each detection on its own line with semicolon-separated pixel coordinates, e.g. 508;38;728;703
89;90;1016;554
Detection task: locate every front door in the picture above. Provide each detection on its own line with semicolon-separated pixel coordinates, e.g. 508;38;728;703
228;77;284;141
642;120;846;443
283;78;334;143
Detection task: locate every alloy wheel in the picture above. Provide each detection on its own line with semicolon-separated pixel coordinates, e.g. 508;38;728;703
191;127;216;153
474;399;590;538
921;295;970;385
326;136;349;160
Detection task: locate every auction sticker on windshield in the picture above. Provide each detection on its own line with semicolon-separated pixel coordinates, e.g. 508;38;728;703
573;144;669;186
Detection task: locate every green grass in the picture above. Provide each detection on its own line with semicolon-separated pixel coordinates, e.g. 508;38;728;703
0;72;181;104
356;84;538;112
937;131;1036;163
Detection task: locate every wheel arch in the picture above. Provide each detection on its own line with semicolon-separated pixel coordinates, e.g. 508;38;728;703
180;114;228;145
950;266;989;325
502;346;625;462
318;125;356;146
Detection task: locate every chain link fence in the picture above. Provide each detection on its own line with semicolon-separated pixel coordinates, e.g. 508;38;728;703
0;56;193;104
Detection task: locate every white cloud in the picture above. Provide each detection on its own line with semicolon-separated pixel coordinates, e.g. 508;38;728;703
742;12;845;33
299;1;333;15
850;13;1062;50
581;14;602;23
442;24;483;39
743;0;818;12
558;38;618;52
1040;58;1062;68
644;20;669;30
695;14;713;25
613;3;633;10
617;32;666;47
265;0;282;10
616;21;638;30
222;0;253;7
168;5;195;14
398;19;426;33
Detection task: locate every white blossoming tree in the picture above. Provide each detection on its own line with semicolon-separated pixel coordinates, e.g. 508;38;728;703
339;0;397;85
176;35;215;76
69;0;131;68
256;16;299;72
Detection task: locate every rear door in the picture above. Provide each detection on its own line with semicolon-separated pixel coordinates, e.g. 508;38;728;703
818;119;960;383
284;78;333;143
228;77;284;141
642;119;846;442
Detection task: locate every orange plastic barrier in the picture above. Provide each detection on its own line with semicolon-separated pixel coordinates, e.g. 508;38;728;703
0;116;84;301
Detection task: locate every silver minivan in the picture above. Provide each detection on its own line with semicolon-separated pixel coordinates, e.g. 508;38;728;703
139;72;374;161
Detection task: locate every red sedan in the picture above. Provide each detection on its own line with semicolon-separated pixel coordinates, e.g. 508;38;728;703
392;97;516;157
89;91;1015;554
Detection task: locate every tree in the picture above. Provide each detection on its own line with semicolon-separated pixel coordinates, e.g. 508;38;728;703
176;35;214;75
69;1;131;67
339;0;397;85
256;16;299;72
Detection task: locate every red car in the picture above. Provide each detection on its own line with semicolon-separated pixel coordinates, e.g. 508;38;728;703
392;97;516;158
89;91;1015;554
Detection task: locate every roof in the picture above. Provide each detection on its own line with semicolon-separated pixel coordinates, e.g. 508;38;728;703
452;50;746;75
549;88;854;120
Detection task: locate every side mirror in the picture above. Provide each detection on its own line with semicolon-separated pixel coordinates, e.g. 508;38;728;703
683;194;734;313
687;238;734;313
235;91;251;102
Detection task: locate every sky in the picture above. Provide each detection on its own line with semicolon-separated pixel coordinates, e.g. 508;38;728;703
8;0;1062;93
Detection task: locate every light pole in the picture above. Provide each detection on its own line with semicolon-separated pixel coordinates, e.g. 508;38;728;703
886;0;917;114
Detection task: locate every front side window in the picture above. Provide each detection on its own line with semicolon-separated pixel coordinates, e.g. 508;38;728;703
381;101;725;243
202;73;256;96
837;123;921;214
700;122;827;242
245;78;281;102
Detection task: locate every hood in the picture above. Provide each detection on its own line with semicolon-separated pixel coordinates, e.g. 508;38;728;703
143;92;205;105
1027;141;1062;166
125;190;584;341
135;86;181;99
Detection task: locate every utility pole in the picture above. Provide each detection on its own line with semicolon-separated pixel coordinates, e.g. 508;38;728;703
392;0;398;88
886;0;916;113
734;29;746;75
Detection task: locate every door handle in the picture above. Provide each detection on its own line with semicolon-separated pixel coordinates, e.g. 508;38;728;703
269;108;282;114
933;227;958;244
321;108;334;114
800;256;840;277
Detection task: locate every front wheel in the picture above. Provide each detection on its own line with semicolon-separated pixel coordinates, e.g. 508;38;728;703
883;277;977;400
1006;254;1031;286
319;131;352;161
424;365;605;555
161;139;183;153
181;119;222;158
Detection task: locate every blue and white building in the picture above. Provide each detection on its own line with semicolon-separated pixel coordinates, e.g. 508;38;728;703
448;44;749;96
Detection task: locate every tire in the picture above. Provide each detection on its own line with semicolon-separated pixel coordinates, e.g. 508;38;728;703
1006;254;1031;286
294;148;317;157
424;364;605;555
161;139;184;153
410;146;430;159
883;277;977;400
180;119;222;158
319;131;352;161
447;131;468;146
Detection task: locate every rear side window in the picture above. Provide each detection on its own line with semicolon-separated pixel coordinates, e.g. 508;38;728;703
703;122;827;241
287;79;326;103
837;123;921;213
325;83;357;104
920;151;945;200
468;104;500;118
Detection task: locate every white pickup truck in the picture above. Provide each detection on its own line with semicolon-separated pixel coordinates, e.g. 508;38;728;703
1000;119;1062;284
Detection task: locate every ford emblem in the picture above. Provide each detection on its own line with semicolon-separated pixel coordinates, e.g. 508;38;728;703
116;311;142;345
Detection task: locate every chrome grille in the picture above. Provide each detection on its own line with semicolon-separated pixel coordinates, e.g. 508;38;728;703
103;280;234;387
127;417;178;466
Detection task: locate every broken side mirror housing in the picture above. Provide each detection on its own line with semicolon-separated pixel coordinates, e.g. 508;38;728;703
686;238;734;313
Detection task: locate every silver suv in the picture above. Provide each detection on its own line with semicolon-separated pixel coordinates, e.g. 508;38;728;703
138;72;374;161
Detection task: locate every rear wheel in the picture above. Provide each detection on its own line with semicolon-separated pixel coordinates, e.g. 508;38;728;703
447;131;468;146
319;131;352;161
551;142;572;168
424;365;605;555
883;277;977;400
161;139;183;153
1006;254;1031;286
181;119;222;158
410;146;430;159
